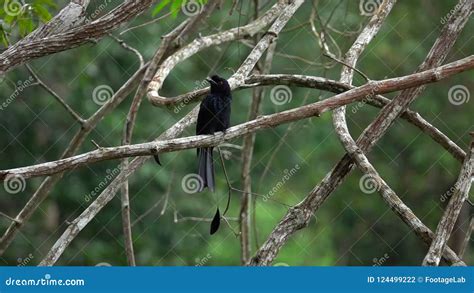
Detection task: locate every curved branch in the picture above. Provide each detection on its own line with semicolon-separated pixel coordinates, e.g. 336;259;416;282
1;55;473;180
249;0;473;266
146;0;291;106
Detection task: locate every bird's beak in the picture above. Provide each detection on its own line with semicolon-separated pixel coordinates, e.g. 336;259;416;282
206;77;217;85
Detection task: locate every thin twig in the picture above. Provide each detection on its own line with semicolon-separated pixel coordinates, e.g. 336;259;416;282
26;64;85;124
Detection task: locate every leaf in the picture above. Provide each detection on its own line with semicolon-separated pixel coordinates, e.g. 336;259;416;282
210;208;220;235
0;24;9;47
32;4;53;23
170;0;182;18
152;0;171;17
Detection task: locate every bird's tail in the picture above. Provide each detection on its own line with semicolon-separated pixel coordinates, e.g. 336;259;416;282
197;147;215;192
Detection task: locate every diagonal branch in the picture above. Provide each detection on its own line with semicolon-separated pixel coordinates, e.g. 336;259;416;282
332;0;472;268
422;134;474;266
0;64;149;256
0;0;156;73
1;55;473;181
249;0;472;266
38;0;303;265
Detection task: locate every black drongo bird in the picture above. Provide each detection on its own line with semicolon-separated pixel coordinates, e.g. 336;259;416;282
196;75;232;234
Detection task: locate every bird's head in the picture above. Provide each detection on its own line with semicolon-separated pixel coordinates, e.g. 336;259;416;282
206;75;231;96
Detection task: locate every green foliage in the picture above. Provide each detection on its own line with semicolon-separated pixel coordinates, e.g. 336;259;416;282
152;0;208;18
0;0;56;46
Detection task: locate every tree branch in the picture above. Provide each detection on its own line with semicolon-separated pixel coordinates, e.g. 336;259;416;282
0;0;156;73
1;55;473;181
422;134;474;266
249;0;472;266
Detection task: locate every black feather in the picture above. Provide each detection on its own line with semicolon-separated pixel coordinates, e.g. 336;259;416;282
210;208;220;235
196;75;232;192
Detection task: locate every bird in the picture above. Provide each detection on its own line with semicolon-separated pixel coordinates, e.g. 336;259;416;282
196;74;232;234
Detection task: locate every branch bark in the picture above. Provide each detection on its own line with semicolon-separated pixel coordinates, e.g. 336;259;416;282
249;0;472;266
1;56;472;181
422;134;474;266
0;0;156;73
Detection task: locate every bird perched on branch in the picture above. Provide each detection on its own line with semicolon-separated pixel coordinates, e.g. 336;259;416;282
196;74;232;234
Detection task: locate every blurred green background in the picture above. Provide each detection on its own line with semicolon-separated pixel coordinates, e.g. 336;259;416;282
0;0;472;266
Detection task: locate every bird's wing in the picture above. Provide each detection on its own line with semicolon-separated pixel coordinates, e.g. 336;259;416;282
196;95;216;135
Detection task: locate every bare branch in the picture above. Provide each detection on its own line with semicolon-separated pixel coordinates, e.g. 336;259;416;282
0;64;149;256
1;56;472;181
0;0;156;73
240;13;278;263
146;0;291;105
25;64;85;124
423;135;474;266
459;217;474;259
39;108;199;266
249;0;472;266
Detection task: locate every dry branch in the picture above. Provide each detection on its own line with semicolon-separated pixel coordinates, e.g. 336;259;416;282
0;0;156;73
1;56;472;181
422;135;474;266
249;0;472;265
38;0;305;265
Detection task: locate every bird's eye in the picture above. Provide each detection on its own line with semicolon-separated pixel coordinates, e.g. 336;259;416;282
219;81;223;84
